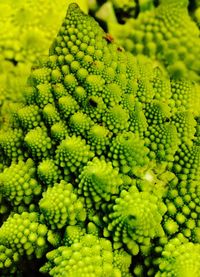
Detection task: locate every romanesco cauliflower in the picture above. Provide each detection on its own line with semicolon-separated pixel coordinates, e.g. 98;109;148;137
0;2;199;276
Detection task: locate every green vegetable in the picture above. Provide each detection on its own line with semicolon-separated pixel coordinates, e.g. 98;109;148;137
102;0;200;80
0;2;199;276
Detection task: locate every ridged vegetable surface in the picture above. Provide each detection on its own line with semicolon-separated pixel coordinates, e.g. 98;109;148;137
0;2;199;276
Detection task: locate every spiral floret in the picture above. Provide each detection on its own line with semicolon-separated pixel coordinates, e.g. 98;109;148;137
55;135;94;174
39;181;86;229
104;186;166;255
78;157;122;209
108;131;149;174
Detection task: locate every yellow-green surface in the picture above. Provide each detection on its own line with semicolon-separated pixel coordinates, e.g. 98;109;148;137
0;1;199;276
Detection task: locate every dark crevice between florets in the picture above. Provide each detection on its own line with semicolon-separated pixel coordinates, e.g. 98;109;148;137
5;58;18;66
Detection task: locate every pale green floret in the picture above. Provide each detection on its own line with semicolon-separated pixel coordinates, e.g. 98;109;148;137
163;147;200;241
87;124;111;155
0;159;41;206
35;83;54;108
170;79;199;115
78;157;122;209
64;74;78;92
69;111;94;136
17;105;41;130
111;0;136;14
63;225;86;246
171;112;197;145
30;68;51;86
55;135;94;174
152;67;172;102
113;249;132;277
25;126;52;159
0;128;24;161
145;123;180;162
58;94;79;119
102;83;123;106
121;93;135;111
50;121;68;142
173;144;200;182
85;74;105;95
37;159;61;185
102;105;130;133
108;131;149;174
194;121;200;146
42;104;61;126
144;101;171;125
0;0;77;110
39;181;86;229
52;83;68;99
104;185;166;255
129;102;148;137
72;86;87;102
0;0;72;64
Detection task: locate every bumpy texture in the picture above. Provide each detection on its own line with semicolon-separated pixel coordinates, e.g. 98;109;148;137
103;186;166;255
39;181;86;229
106;0;200;80
0;159;41;206
0;0;88;64
78;157;122;209
0;2;200;276
0;0;88;128
0;212;48;258
40;234;132;276
136;233;200;276
156;238;200;276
